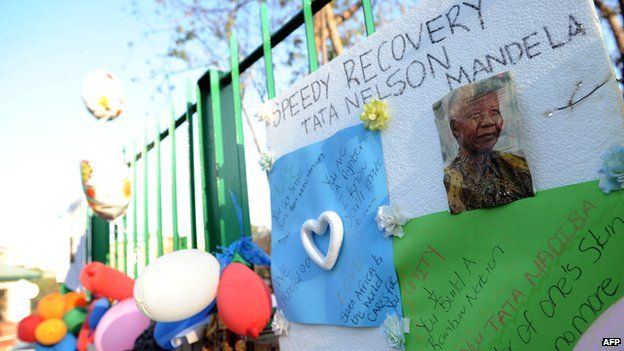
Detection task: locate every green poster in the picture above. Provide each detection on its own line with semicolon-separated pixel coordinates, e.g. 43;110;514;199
395;181;624;351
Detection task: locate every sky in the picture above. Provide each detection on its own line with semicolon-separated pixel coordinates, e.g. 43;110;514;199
0;0;273;271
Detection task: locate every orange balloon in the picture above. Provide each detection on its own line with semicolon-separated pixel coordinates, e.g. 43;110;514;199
64;292;87;312
37;293;66;319
35;319;67;345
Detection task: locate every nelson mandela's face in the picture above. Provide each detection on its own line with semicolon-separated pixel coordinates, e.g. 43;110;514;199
450;91;503;155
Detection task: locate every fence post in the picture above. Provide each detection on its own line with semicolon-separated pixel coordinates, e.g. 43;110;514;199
143;130;150;266
197;69;252;252
90;215;110;264
230;35;251;236
131;141;139;277
112;223;117;269
122;214;128;274
196;84;212;251
362;0;376;36
302;0;319;73
155;118;164;257
170;100;180;251
261;2;277;98
186;83;198;250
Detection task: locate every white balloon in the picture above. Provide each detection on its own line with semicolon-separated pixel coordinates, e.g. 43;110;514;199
133;249;220;322
80;157;131;221
82;70;126;121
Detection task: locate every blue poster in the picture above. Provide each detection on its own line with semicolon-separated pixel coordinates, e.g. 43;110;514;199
269;124;402;327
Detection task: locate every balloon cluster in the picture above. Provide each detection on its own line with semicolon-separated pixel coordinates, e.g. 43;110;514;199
16;263;149;351
17;291;86;350
18;239;274;350
133;246;272;349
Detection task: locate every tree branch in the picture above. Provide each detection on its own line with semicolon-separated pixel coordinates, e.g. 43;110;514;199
334;1;363;26
320;7;329;64
326;3;344;56
595;0;624;59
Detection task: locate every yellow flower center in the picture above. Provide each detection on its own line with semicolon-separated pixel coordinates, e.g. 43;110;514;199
98;96;110;110
369;113;378;120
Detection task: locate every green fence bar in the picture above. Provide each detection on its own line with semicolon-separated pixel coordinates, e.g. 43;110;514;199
108;222;114;268
230;35;251;235
170;100;179;251
196;84;211;251
302;0;319;73
362;0;376;36
112;223;118;269
186;83;197;250
155;118;163;257
143;130;150;266
131;141;138;277
85;211;91;263
261;2;276;99
122;147;128;274
90;215;109;264
209;69;227;245
122;214;128;274
200;69;252;251
114;224;119;269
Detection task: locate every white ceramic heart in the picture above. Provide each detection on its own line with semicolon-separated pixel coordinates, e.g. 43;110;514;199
300;211;344;270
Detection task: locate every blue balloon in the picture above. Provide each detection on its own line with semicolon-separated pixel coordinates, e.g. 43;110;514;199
88;298;110;330
35;334;77;351
35;344;53;351
154;303;214;350
53;334;77;351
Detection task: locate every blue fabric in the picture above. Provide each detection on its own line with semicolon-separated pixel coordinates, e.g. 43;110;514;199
268;124;402;327
215;193;271;270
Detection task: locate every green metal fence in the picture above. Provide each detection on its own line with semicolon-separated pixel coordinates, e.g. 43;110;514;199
87;0;376;277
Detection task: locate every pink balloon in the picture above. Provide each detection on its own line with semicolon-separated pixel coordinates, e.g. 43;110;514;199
574;296;624;351
94;299;150;351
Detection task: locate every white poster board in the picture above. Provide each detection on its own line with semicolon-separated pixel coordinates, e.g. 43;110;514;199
265;0;624;349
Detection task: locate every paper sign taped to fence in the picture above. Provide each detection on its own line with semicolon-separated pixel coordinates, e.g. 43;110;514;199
266;0;624;220
264;0;624;349
269;124;402;327
396;182;624;351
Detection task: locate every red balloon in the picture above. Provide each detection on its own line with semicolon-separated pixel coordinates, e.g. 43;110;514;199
17;314;43;342
77;320;94;351
216;263;272;338
80;262;134;301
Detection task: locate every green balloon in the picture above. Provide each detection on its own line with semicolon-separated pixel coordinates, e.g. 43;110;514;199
63;308;86;335
59;283;72;295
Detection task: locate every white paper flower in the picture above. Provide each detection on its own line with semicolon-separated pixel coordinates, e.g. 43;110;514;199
376;204;408;239
599;144;624;193
271;309;290;336
382;314;410;350
258;151;275;172
257;101;274;124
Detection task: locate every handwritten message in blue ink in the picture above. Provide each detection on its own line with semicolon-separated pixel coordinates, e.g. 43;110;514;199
269;124;402;327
